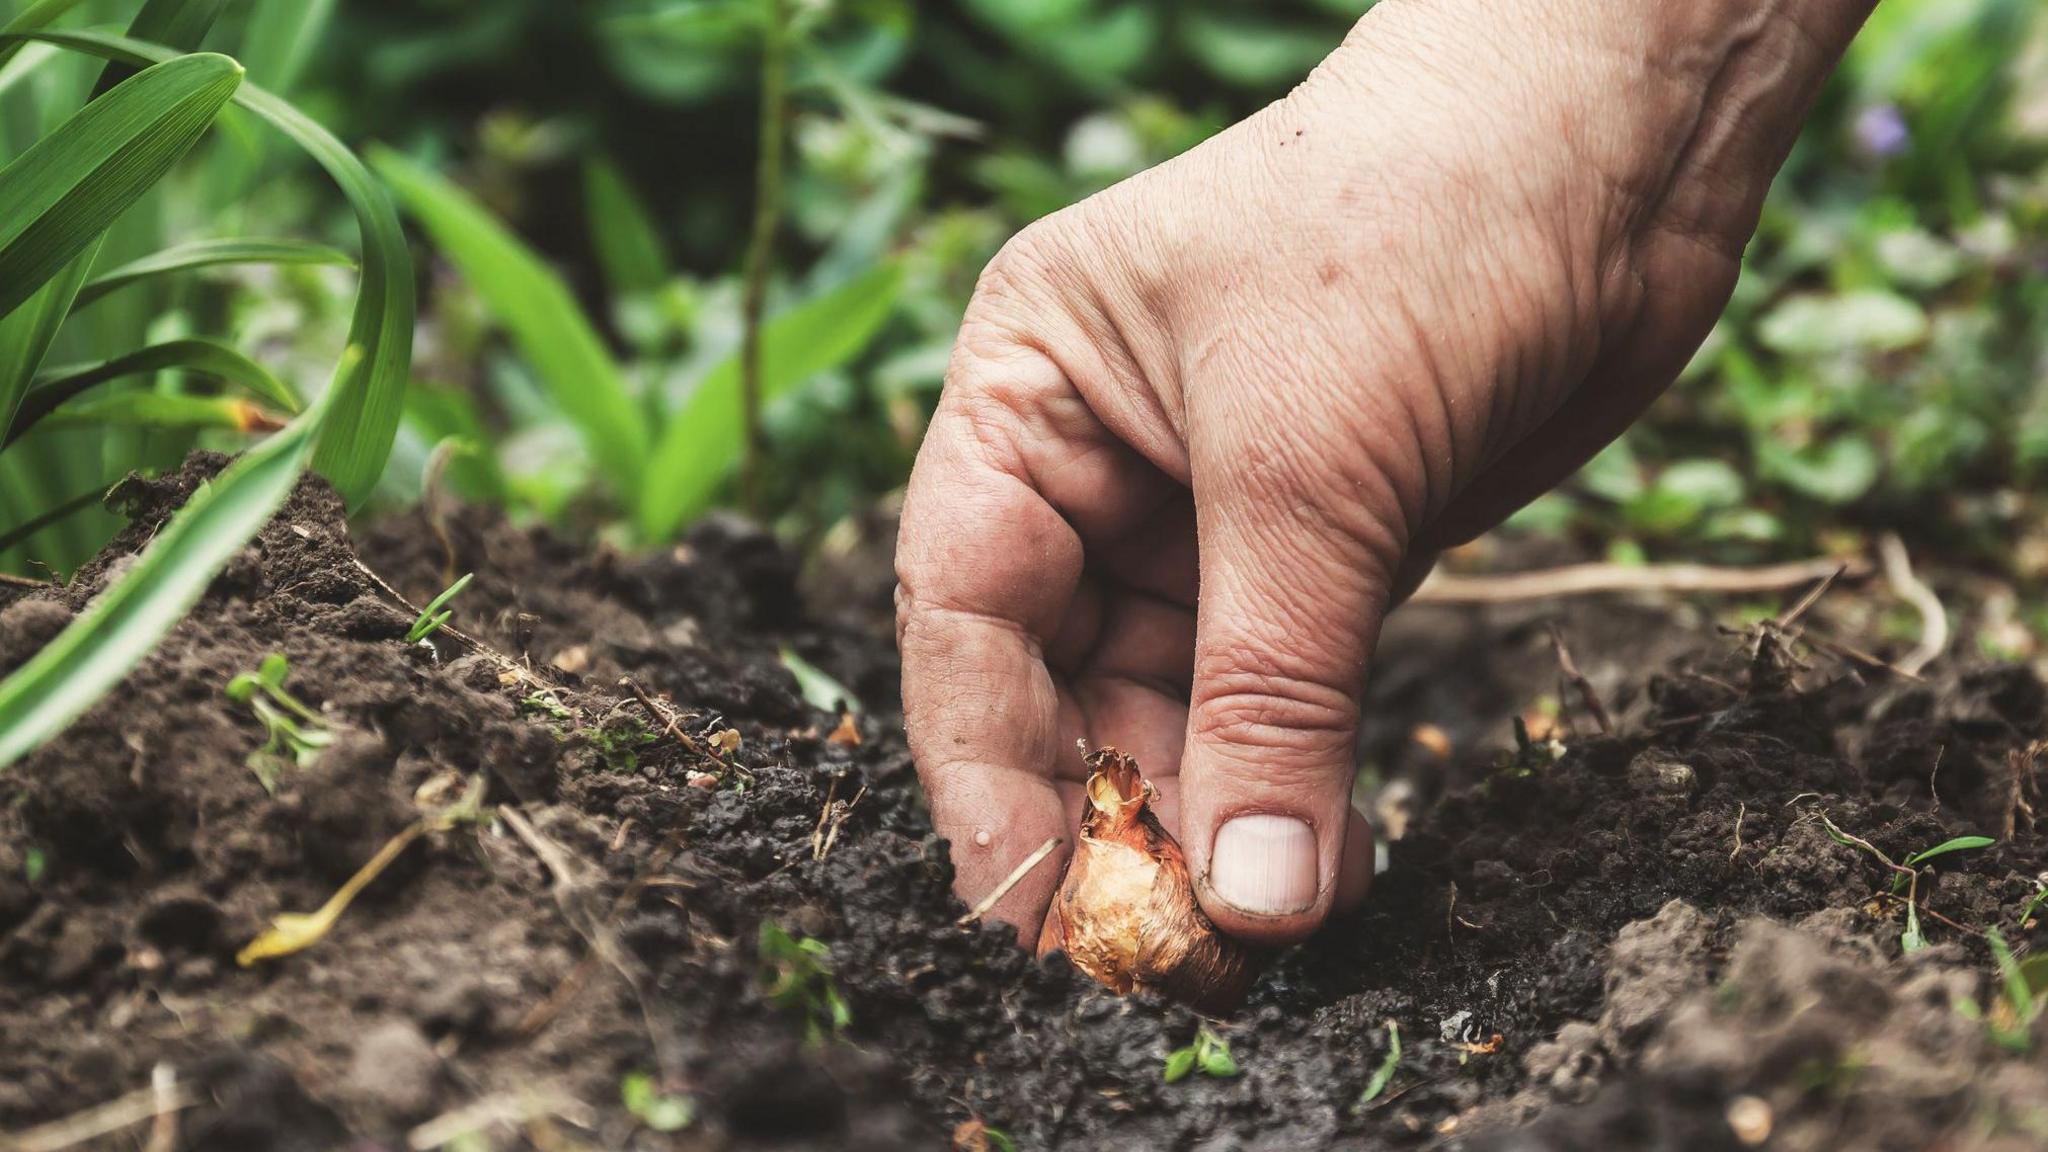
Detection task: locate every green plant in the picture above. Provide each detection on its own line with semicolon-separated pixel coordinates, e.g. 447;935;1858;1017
224;652;332;791
1888;834;1996;894
1163;1024;1239;1083
620;1071;695;1132
368;140;902;545
406;571;474;643
1978;928;2046;1052
1817;812;1996;952
759;920;851;1041
588;716;657;774
2018;880;2048;930
0;4;413;770
1357;1020;1401;1108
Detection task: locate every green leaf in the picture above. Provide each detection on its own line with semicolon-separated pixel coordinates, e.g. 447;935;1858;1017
1903;835;1996;867
779;646;861;714
1757;290;1929;356
1199;1046;1240;1078
0;359;340;768
1180;12;1334;88
77;237;354;307
371;147;646;500
1757;437;1880;504
0;0;88;74
1358;1020;1401;1107
13;338;300;445
638;262;903;540
0;250;90;440
35;391;279;434
1163;1047;1195;1084
584;154;671;298
0;53;242;322
13;31;416;508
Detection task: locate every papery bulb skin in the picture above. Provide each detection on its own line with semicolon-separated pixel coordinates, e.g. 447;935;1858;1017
1037;746;1259;1014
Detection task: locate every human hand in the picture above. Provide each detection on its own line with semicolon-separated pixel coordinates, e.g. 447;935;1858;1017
897;0;1875;946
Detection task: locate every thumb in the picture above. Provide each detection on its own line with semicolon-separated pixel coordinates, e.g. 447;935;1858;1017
1180;453;1404;945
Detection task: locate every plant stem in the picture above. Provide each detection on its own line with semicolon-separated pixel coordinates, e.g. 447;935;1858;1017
738;0;790;518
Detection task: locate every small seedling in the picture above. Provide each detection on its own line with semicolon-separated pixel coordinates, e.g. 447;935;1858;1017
1164;1024;1240;1083
952;1119;1016;1152
760;921;851;1042
620;1071;694;1132
1816;812;1993;953
1357;1020;1401;1108
1981;928;2046;1052
2018;878;2048;930
407;571;474;643
1887;834;1995;895
226;653;334;792
589;716;657;773
520;692;574;722
23;848;46;886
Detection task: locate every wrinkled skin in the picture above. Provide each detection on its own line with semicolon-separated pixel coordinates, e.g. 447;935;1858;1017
897;0;1878;946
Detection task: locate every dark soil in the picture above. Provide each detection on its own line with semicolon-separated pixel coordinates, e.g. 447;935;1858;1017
3;453;2047;1151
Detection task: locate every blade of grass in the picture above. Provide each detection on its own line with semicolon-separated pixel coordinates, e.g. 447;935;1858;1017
76;237;353;306
0;482;103;555
17;30;418;507
371;147;647;499
584;154;670;298
0;0;90;73
11;337;299;444
638;261;902;540
0;354;342;768
1902;835;1996;867
0;249;89;437
0;52;242;322
89;0;227;95
35;391;280;434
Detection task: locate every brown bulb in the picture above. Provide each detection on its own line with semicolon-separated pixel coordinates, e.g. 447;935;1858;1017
1036;745;1260;1014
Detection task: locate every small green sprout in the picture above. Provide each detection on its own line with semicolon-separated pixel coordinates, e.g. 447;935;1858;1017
226;653;333;792
519;692;574;722
24;848;47;886
2018;879;2048;930
1888;834;1996;895
760;921;850;1041
620;1071;694;1132
589;716;657;773
406;571;474;643
1164;1025;1239;1083
1982;928;2045;1052
1357;1019;1401;1108
1816;812;1994;954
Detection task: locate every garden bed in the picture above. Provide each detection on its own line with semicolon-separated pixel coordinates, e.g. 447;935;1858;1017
2;454;2044;1151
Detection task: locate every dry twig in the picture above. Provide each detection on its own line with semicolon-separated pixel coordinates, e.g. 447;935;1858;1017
1547;624;1611;735
1410;556;1865;605
1;1080;197;1152
955;837;1062;927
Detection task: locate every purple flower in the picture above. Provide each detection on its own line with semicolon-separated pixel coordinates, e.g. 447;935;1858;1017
1853;104;1909;159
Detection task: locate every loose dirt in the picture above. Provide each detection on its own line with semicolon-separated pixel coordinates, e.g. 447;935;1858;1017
2;454;2044;1151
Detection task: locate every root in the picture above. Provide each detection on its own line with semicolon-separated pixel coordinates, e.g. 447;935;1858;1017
1877;533;1948;676
1409;556;1865;605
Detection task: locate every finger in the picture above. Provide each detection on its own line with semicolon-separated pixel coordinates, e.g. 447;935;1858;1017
1176;425;1405;944
897;316;1175;940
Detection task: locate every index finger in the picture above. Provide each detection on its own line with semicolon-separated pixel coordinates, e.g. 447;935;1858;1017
895;322;1177;941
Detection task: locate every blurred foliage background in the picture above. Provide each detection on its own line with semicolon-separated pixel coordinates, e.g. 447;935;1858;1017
6;0;2048;613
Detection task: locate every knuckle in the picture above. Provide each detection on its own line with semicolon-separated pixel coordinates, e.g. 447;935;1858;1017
1188;657;1359;762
